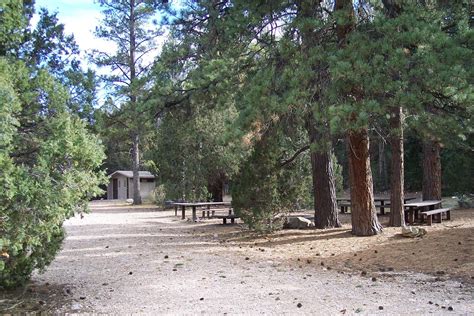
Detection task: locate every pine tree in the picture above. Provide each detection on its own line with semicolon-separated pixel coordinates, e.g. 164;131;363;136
92;0;163;204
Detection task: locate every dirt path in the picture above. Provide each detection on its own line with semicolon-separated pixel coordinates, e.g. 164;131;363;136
2;201;473;315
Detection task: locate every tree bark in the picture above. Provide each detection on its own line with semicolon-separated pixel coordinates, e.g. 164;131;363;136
422;140;442;200
335;0;382;236
297;0;340;229
129;0;142;204
389;107;405;227
377;139;388;191
347;129;382;235
306;118;341;229
132;132;142;205
207;174;225;202
381;0;405;227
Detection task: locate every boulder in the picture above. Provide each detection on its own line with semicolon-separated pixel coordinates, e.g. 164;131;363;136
284;216;314;229
401;226;427;238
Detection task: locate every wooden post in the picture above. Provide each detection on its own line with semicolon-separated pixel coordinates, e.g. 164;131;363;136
409;208;415;225
174;205;178;216
192;205;197;221
181;205;185;220
380;200;385;215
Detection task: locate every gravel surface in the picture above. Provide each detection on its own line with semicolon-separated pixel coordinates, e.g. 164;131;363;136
2;201;473;315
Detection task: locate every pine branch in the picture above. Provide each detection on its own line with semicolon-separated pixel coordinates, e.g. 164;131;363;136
280;145;310;168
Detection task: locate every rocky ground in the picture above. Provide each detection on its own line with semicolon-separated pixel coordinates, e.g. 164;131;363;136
1;201;473;315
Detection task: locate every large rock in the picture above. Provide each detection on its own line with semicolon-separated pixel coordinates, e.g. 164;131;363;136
401;226;427;238
284;216;314;229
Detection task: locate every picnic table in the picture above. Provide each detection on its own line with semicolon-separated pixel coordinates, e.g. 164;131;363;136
337;196;416;215
172;202;231;221
404;200;442;225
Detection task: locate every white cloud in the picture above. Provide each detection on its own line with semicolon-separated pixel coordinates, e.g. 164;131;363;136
60;9;116;58
33;1;168;103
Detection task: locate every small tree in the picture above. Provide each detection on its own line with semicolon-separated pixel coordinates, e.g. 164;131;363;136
0;59;105;288
92;0;162;204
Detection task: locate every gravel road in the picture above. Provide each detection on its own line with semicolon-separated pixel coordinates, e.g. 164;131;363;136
16;201;473;315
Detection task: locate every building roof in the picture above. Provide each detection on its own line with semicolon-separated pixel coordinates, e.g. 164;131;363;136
109;170;155;179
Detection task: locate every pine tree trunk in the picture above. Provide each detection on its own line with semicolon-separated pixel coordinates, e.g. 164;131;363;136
296;0;339;229
378;139;388;191
389;107;405;227
348;129;382;236
207;174;224;202
335;0;382;236
422;140;442;200
306;120;340;229
310;150;341;229
129;0;141;205
132;133;142;205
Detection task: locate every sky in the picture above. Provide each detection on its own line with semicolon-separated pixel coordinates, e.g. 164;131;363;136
33;0;171;102
34;0;113;59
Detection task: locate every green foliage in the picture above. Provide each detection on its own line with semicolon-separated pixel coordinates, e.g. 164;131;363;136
232;124;313;232
332;153;344;195
151;103;243;201
152;184;167;208
441;145;474;195
151;0;472;231
0;58;106;288
231;136;285;232
0;0;29;55
1;1;99;122
92;0;163;191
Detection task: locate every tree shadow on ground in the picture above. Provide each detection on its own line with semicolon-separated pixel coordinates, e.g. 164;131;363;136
0;281;89;314
89;207;162;214
309;226;474;282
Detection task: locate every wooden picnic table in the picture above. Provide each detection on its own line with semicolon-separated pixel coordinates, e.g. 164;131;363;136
172;202;231;221
337;196;416;215
404;200;442;225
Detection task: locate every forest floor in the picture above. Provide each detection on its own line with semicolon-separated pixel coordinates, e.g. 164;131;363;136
1;200;473;315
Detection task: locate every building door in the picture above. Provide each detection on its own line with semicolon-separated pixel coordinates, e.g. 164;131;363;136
126;178;129;199
112;178;118;199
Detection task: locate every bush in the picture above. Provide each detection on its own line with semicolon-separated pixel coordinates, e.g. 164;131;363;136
153;184;167;208
457;194;474;209
232;131;311;232
0;59;106;288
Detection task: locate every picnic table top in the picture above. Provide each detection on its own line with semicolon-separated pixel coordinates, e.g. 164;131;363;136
404;200;442;208
172;202;231;207
336;196;417;202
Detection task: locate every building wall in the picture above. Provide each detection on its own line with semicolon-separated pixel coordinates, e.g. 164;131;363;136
107;175;128;200
128;179;156;201
107;176;155;201
141;181;156;201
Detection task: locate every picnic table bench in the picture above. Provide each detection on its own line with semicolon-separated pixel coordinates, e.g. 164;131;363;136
338;202;351;213
211;209;239;224
404;200;443;225
212;214;239;224
421;208;452;226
